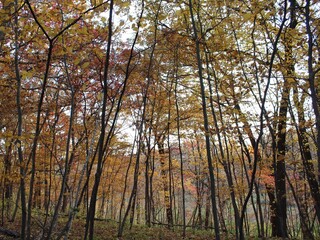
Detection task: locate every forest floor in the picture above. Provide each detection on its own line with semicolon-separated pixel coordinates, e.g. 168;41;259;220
2;216;311;239
0;217;220;239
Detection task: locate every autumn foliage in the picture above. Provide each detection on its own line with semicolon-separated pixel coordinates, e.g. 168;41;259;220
0;0;320;239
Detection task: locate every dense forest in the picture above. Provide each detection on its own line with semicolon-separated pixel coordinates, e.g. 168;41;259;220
0;0;320;239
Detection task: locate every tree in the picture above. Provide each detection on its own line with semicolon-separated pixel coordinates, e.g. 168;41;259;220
188;0;220;238
1;0;320;239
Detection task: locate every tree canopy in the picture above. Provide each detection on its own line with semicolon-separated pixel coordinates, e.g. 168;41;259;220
0;0;320;239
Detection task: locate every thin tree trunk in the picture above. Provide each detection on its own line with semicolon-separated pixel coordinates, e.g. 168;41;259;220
305;0;320;185
239;2;287;238
25;1;55;236
188;1;220;238
46;62;76;240
158;138;173;228
41;90;61;237
273;1;299;236
3;143;13;220
174;74;186;235
14;1;27;237
205;50;240;238
84;2;114;238
285;170;314;239
86;1;144;238
117;133;136;237
237;131;264;237
274;65;289;238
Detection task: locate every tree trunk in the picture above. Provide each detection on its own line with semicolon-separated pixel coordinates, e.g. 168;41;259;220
292;85;320;225
3;144;13;219
14;2;27;237
158;139;173;228
174;73;186;235
305;0;320;185
274;81;289;237
188;1;220;238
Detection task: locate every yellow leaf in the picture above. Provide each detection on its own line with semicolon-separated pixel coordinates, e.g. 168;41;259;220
74;58;81;65
243;13;252;21
83;62;90;68
5;141;11;147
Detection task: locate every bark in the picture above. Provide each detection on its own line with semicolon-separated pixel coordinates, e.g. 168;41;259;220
275;88;289;237
188;1;220;238
173;42;186;236
205;50;240;238
285;170;314;239
305;0;320;185
239;2;287;238
85;2;114;238
41;90;61;236
204;188;211;229
14;1;27;237
117;135;137;237
231;18;267;238
144;107;156;227
46;57;76;239
24;1;54;236
144;2;162;227
24;2;105;238
158;139;173;228
292;87;320;224
33;175;41;209
129;191;137;228
3;143;13;218
86;1;144;236
273;1;299;236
